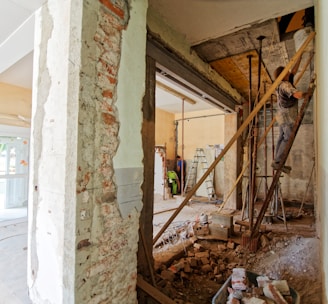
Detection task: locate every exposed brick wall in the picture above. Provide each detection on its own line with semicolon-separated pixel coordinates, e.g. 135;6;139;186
76;1;139;303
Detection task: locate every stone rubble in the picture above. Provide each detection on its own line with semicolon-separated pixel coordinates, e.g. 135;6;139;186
155;232;304;303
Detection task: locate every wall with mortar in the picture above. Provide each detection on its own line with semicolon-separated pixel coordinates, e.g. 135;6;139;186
255;123;315;203
28;1;147;303
0;83;31;127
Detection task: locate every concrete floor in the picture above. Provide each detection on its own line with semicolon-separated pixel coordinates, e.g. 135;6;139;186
0;196;219;304
0;197;316;303
0;208;30;304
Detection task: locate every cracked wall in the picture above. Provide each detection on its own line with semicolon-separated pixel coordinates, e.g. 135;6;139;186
28;1;147;303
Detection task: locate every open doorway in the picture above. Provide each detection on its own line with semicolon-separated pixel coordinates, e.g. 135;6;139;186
152;63;230;245
0;126;30;222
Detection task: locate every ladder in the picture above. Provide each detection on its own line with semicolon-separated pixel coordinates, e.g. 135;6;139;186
251;80;315;237
184;148;216;200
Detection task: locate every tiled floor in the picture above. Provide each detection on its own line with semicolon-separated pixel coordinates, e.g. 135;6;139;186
0;208;30;304
0;207;27;223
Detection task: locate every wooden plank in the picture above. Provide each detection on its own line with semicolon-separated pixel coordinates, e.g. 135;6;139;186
138;55;156;277
210;49;273;101
137;275;176;304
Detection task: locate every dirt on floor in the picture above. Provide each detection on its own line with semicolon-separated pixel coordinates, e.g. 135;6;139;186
152;201;321;304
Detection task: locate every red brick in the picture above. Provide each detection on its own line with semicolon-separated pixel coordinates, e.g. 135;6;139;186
99;0;125;20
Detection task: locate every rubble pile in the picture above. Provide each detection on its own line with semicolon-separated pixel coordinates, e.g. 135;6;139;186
155;234;300;304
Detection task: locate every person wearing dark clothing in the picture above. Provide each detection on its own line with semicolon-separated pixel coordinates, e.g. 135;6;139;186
272;54;309;174
176;155;186;192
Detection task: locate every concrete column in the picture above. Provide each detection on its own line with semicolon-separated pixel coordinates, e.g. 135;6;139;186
315;0;328;302
28;1;147;303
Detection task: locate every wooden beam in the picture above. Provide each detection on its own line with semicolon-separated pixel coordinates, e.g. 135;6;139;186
137;275;176;304
139;55;156;276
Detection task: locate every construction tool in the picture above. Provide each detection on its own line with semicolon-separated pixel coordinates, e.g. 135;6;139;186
184;148;216;201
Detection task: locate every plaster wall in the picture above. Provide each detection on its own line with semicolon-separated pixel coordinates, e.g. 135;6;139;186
28;1;147;303
0;83;31;127
155;108;175;160
175;109;225;160
256;124;315;202
155;108;226;197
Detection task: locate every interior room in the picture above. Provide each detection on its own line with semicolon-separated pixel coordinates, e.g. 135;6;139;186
0;1;325;304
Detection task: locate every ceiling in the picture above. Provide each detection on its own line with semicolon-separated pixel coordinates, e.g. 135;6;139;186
0;0;315;119
150;0;315;111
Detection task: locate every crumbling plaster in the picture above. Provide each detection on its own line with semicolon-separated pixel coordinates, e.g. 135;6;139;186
28;0;147;303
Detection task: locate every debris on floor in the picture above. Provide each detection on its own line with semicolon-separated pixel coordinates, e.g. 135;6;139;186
153;230;320;304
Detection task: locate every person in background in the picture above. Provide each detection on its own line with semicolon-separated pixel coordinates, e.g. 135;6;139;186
176;155;186;193
167;170;180;196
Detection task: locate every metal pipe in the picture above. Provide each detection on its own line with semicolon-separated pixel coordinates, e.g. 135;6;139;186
247;54;253;221
263;82;268;198
175;113;225;122
249;36;266;230
181;98;185;195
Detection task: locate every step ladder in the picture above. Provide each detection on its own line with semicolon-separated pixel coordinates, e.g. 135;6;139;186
184;148;216;200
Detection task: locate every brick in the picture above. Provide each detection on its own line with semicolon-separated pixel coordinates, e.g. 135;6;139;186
160;270;175;282
189;258;198;268
194;223;210;236
99;0;125;20
183;262;192;273
217;243;227;251
194;251;209;259
227;240;235;249
201;264;212;274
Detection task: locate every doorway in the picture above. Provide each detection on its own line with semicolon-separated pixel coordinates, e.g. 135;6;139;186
0;135;29;221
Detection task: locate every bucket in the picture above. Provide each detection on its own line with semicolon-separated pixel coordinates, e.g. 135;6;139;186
199;213;208;225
